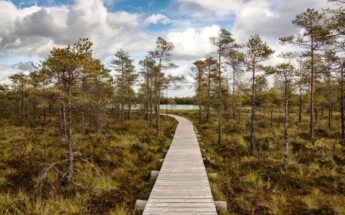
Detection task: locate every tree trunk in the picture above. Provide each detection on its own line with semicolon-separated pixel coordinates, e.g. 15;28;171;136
217;53;222;145
66;95;74;184
145;74;150;122
156;88;161;136
120;63;125;123
149;75;153;125
309;37;315;143
298;87;302;123
198;71;202;124
284;76;289;169
328;72;332;129
341;67;345;141
149;96;153;125
315;106;318;125
207;65;211;122
128;97;131;120
232;65;236;120
120;102;124;123
198;102;202;124
61;85;74;186
250;60;256;153
155;70;161;136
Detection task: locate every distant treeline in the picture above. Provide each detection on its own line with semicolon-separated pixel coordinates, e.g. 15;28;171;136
160;97;194;105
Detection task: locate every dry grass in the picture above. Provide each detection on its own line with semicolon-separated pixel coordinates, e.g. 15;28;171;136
172;110;345;215
0;115;177;214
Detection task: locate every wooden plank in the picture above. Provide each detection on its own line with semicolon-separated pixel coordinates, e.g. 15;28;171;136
143;115;217;215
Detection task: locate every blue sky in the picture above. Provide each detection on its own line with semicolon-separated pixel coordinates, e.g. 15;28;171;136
12;0;171;14
0;0;329;96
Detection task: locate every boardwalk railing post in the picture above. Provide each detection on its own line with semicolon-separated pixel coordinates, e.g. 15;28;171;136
208;173;218;178
215;201;227;210
135;200;147;213
150;170;159;180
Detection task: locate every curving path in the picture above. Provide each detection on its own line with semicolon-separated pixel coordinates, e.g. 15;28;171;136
143;115;217;215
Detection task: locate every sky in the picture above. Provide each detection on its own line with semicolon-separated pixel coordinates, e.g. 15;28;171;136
0;0;330;96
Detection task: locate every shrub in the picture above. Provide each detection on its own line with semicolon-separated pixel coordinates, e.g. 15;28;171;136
216;134;248;157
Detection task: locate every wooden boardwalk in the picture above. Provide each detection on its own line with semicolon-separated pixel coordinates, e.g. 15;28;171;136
143;115;217;215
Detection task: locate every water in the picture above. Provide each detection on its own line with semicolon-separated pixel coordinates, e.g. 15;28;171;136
107;104;253;110
107;104;199;110
160;104;198;110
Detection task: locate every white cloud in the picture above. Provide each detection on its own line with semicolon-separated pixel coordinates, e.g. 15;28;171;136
166;25;220;59
176;0;267;17
175;0;329;73
232;0;328;42
172;0;330;94
0;64;20;83
176;0;328;40
0;0;153;58
11;61;34;71
144;14;171;25
0;0;334;96
230;0;329;70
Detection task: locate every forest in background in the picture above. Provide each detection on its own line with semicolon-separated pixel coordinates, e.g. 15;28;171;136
0;0;344;214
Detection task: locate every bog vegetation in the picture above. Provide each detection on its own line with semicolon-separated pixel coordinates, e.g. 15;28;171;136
0;0;344;214
0;36;179;214
186;0;345;214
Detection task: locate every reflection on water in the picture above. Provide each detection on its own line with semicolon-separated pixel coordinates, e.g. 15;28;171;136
160;104;198;110
107;104;252;110
106;104;199;110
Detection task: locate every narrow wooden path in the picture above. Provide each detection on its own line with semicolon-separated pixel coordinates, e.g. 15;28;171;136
143;115;217;215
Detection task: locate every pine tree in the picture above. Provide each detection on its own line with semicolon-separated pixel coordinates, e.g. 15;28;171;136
245;34;273;154
43;38;93;185
204;57;217;122
149;37;177;136
193;60;206;124
210;29;238;145
267;63;295;168
227;50;245;119
111;50;137;122
139;56;156;124
282;8;328;142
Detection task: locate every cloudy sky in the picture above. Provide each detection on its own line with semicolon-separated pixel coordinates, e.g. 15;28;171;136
0;0;330;96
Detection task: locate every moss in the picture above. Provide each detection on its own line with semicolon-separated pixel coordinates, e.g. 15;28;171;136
170;110;345;215
227;195;251;215
0;116;177;214
216;134;248;157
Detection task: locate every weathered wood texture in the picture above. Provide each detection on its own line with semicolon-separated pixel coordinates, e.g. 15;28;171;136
143;115;217;215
